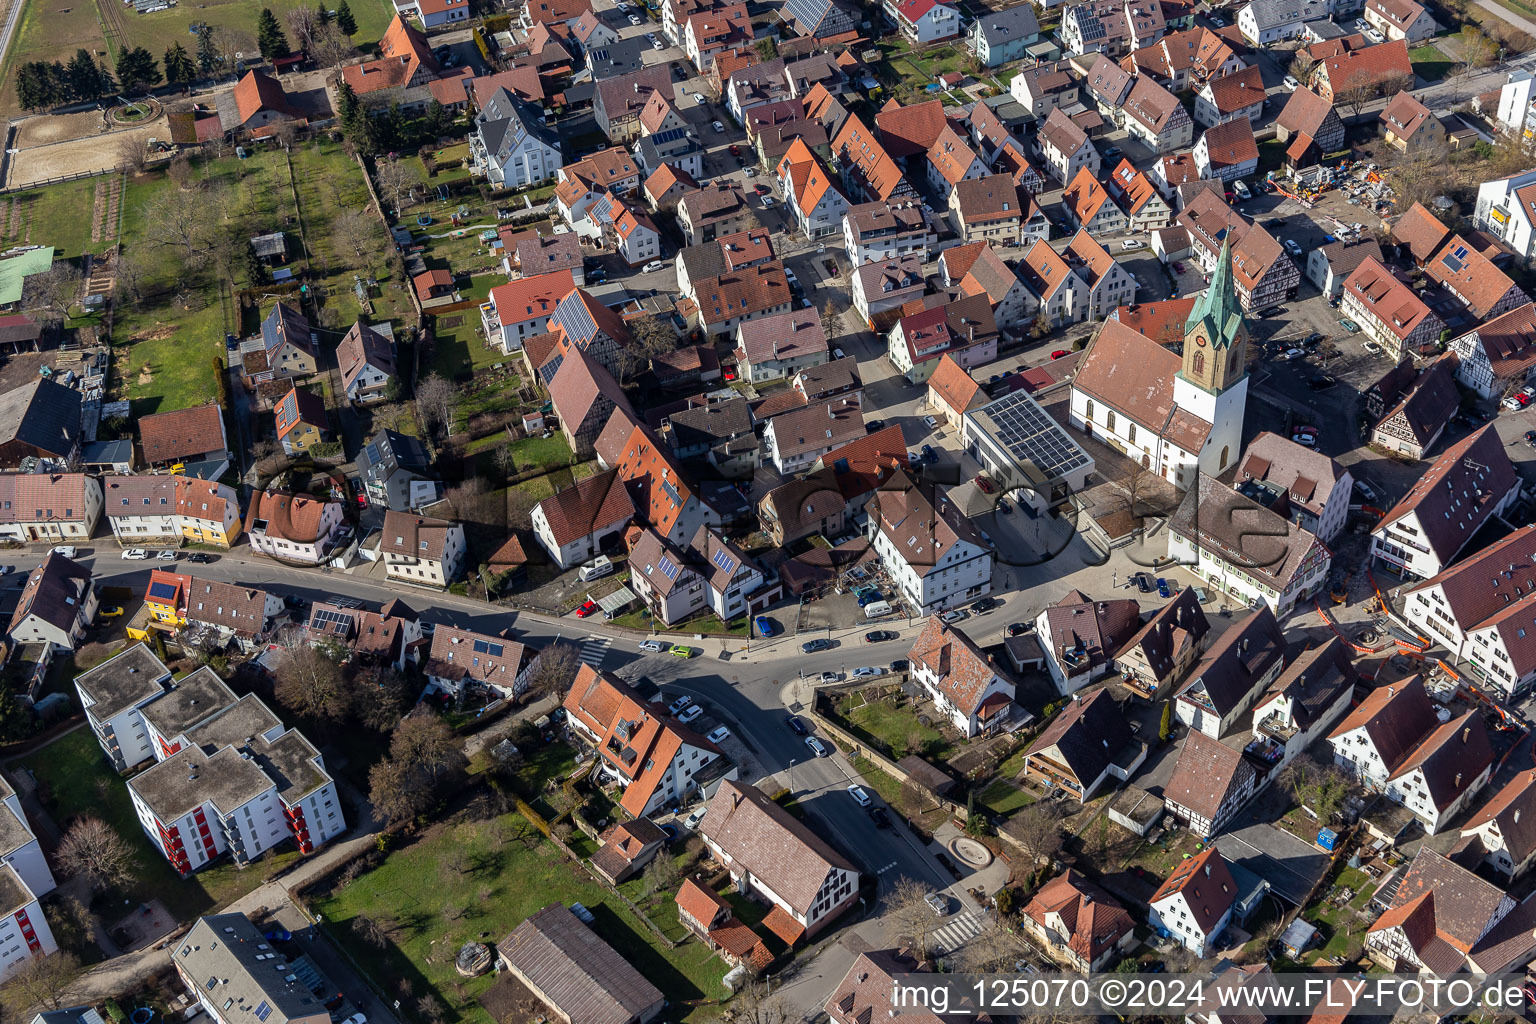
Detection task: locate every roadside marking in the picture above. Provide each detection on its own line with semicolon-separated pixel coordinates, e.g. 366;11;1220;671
578;635;611;667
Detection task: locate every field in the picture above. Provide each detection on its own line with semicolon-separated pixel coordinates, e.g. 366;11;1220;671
18;729;300;920
0;176;119;258
1408;44;1453;81
0;0;396;115
313;814;731;1024
110;139;407;414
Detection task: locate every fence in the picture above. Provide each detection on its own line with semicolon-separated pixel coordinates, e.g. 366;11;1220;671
0;164;122;195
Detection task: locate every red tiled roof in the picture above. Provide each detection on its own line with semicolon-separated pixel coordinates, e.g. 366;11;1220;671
908;615;1004;718
139;403;225;464
1392;201;1451;264
233;70;298;125
1427;234;1525;319
1151;846;1237;937
1318;39;1412;95
875;99;947;159
1203;64;1264;113
534;467;635;546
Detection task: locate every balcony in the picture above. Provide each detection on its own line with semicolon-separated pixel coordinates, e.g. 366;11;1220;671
1257;711;1298;742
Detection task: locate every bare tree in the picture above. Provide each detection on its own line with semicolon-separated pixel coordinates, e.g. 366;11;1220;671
1118;464;1153;524
118;135;150;174
886;878;939;960
821;299;841;342
732;982;791;1024
1003;801;1063;870
897;778;934;820
22;262;83;326
1288;52;1318;85
55;817;136;894
309;23;356;68
375;158;422;214
115;246;151;304
1335;82;1378;120
347;662;411;732
332;208;377;265
351;913;389;948
273;640;351;721
643;852;680;894
1;951;82;1014
368;714;467;822
212;26;257;77
525;642;581;698
415;373;459;438
952;920;1033;973
138;186;217;261
446;476;499;527
285;7;319;53
166;152;199;190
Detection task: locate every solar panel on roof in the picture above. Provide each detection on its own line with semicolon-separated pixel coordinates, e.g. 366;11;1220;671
978;391;1091;479
311;608;351;631
555;291;598;342
658;556;680;580
712;549;736;573
1442;254;1463;273
472;638;505;657
149;581;179;600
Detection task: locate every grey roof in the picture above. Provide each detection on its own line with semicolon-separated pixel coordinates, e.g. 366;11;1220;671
498;904;663;1024
974;4;1039;45
667;397;754;448
1243;0;1305;28
33;1007;108;1024
794;356;862;399
260;302;312;359
75;643;173;722
0;864;30;915
81;439;134;466
0;801;34;860
678;241;730;286
174;915;332;1024
250;730;330;804
184;693;282;752
10;552;91;636
140;665;238;739
0;379;80;461
1178;605;1286;719
587;36;650;78
476;87;562;168
1026;688;1136;786
128;744;276;821
358;429;434;489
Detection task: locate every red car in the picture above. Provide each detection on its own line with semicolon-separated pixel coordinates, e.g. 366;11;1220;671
754;183;769;194
729;144;741;157
1173;262;1186;273
723;366;737;381
974;475;995;494
576;599;598;618
1050;350;1069;359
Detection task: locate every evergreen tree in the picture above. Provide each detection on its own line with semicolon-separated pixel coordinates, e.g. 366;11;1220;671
382;100;406;149
66;48;109;102
15;62;60;111
335;0;357;36
163;42;195;89
243;241;271;287
196;25;219;74
114;46;159;94
315;4;331;25
423;99;449;139
256;8;289;59
334;79;359;123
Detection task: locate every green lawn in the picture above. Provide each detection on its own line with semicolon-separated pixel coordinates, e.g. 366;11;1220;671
507;432;573;470
19;728;300;920
427;310;505;382
975;778;1033;817
850;756;904;807
609;609;750;636
314;815;730;1024
836;691;951;760
1408;44;1453;81
0;177;118;259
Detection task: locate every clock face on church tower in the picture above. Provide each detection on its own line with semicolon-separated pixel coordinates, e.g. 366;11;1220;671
1195;337;1207;347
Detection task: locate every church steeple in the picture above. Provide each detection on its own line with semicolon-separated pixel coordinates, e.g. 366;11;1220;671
1179;236;1250;396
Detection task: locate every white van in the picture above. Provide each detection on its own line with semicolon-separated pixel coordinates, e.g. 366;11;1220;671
863;600;893;619
578;555;614;582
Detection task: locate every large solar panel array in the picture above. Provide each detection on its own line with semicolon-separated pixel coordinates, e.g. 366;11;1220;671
980;391;1091;479
554;290;597;343
1076;11;1107;40
310;607;352;633
784;0;830;29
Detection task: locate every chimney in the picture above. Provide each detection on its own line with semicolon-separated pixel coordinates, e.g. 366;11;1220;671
1463;726;1471;742
1204;864;1211;877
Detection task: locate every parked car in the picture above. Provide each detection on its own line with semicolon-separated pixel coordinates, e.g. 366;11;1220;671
923;415;939;429
1303;332;1326;346
1050;349;1069;359
805;736;828;757
1135;571;1152;593
1281;347;1304;361
707;726;730;743
786;714;808;735
639;639;668;653
941;609;968;624
1353;478;1379;503
754;615;776;636
677;704;704;724
187;552;217;564
925;892;948;915
1363;340;1382;354
802;638;833;653
1282;238;1303;257
1308;375;1337;391
1504;393;1530;411
1339;317;1361;333
1526;430;1536;448
846;785;872;807
641;259;668;273
868;806;891;828
683;806;708;830
1156;577;1171;598
818;670;840;683
1282;74;1300;90
852;666;881;678
1292;430;1318;447
1007;622;1031;636
712;120;725;132
122;548;150;559
1209;12;1225;23
50;546;76;558
974;474;995;494
865;630;897;643
972;596;1001;613
97;605;124;618
921;444;937;462
575;599;598;617
889;659;910;673
672;645;695;658
1120;239;1145;250
668;694;693;715
761;196;775;208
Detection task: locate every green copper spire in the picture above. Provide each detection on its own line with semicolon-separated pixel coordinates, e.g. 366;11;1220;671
1185;235;1244;350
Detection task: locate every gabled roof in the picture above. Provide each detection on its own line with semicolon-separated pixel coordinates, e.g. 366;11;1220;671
337;321;395;391
866;470;987;579
1376;352;1459;447
927;354;983;415
1427;234;1525;319
1064;165;1115;226
1317;38;1412;94
1151;845;1237;935
1370;847;1509;966
1026;687;1135;786
548;345;634;433
1381;89;1433;140
1073;319;1212;453
1040;589;1141;677
1123;74;1186;134
1199;117;1258;168
1343;256;1437;342
1236;430;1347;518
274;386;326;441
9;552;90;637
1179;605;1285;719
138;403;225;464
1392;201;1451;264
1406;522;1536;635
1463;770;1536;868
908;615;1005;718
1020;870;1134;965
232;70;298;125
341;15;439;93
1166;730;1255;822
1122;587;1209;683
699;779;856;915
952;175;1023;225
534;467;635;546
1038;107;1089;157
1275;87;1337;138
1454;302;1536;383
875;98;948;159
497;904;662;1024
1172;475;1327;598
1327;674;1438;772
1202;64;1264;112
1375;425;1516;563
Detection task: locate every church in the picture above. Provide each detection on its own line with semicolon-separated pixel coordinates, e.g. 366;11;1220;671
1068;239;1249;490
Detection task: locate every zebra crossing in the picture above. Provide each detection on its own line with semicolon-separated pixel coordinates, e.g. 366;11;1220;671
932;909;984;953
577;635;611;667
